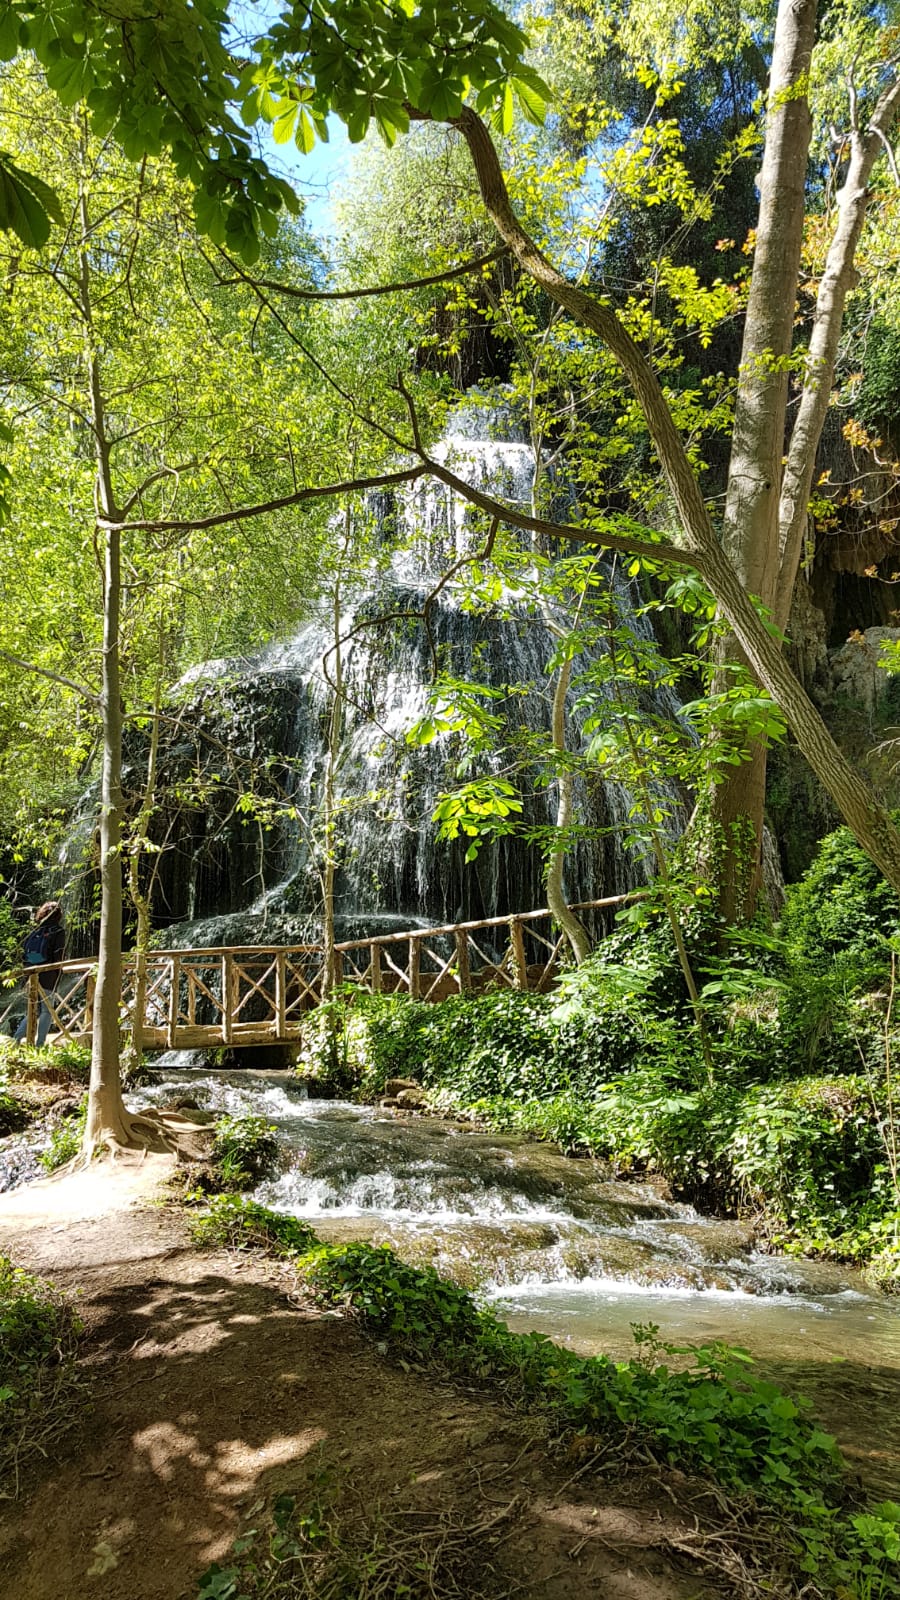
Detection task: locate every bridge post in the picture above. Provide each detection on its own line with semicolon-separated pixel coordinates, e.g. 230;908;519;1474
510;918;528;990
222;953;235;1044
370;942;382;994
409;937;421;1000
85;973;95;1039
25;971;38;1046
167;955;180;1047
276;951;286;1038
454;930;471;993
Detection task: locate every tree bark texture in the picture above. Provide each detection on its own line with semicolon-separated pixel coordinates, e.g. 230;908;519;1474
711;0;817;918
722;0;817;597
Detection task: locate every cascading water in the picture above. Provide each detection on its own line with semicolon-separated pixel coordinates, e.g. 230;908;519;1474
135;398;686;948
131;1068;900;1400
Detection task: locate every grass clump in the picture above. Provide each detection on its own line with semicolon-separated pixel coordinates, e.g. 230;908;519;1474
0;1254;84;1497
38;1095;87;1171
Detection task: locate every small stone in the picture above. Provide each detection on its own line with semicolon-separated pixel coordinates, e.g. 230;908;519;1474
395;1088;426;1109
384;1077;421;1097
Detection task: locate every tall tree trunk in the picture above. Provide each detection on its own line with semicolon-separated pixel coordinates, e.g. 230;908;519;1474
127;634;164;1070
76;163;133;1153
545;656;591;963
710;0;818;921
775;73;900;625
321;582;344;997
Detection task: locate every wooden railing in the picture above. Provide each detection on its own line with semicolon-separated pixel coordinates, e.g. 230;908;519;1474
0;895;638;1050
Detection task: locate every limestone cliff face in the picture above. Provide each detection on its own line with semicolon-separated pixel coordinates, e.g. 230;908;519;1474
829;628;900;721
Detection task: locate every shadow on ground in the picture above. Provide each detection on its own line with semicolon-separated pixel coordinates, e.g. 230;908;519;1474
0;1219;708;1600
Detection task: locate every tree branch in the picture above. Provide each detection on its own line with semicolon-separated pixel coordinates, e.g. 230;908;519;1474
102;466;427;534
214;245;509;301
0;648;99;703
395;372;701;572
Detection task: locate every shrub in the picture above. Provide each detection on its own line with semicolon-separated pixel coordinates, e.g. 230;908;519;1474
781;825;900;969
189;1193;318;1256
300;981;696;1104
209;1114;280;1190
0;1255;83;1497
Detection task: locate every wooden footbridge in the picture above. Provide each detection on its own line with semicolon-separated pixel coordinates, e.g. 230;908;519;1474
3;897;634;1051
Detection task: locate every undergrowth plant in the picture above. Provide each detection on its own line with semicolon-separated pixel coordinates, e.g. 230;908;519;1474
38;1095;87;1171
208;1115;280;1191
0;1254;84;1497
0;1036;91;1085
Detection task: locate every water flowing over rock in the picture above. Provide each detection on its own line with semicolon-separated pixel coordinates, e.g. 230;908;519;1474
89;399;688;950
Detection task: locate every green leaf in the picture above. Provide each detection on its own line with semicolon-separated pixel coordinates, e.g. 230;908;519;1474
272;105;298;145
0;153;63;247
346;103;370;143
45;51;91;106
294;106;316;154
0;3;21;59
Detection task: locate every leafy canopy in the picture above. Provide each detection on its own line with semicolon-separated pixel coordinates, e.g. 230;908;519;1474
0;0;547;258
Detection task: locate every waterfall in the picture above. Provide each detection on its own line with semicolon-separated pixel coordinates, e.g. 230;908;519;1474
120;399;688;949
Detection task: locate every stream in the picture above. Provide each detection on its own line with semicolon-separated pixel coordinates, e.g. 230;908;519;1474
128;1063;900;1497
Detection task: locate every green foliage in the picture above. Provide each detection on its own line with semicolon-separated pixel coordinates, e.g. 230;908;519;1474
209;1115;280;1191
189;1193;318;1257
305;1242;485;1355
0;1254;83;1497
0;0;543;261
781;826;900;969
38;1096;87;1170
0;897;21;980
299;983;691;1105
0;1036;91;1085
473;1072;899;1253
0;1080;27;1134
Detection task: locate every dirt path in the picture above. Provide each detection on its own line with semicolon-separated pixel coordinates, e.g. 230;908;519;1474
0;1161;715;1600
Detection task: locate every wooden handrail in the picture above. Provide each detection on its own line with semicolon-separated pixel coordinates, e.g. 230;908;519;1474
0;892;644;1045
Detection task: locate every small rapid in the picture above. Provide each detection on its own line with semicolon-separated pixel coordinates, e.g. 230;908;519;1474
130;1067;900;1379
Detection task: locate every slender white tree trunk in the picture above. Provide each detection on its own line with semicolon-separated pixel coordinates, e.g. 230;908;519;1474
545;656;591;963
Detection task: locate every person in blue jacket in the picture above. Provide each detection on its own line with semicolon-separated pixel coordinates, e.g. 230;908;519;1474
15;901;65;1048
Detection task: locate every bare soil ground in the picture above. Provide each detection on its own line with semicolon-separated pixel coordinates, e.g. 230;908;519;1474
0;1159;717;1600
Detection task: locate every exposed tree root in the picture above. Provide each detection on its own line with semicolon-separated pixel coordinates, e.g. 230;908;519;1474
79;1108;214;1167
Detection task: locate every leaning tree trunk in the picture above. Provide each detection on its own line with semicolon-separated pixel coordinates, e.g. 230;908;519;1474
441;102;900;900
